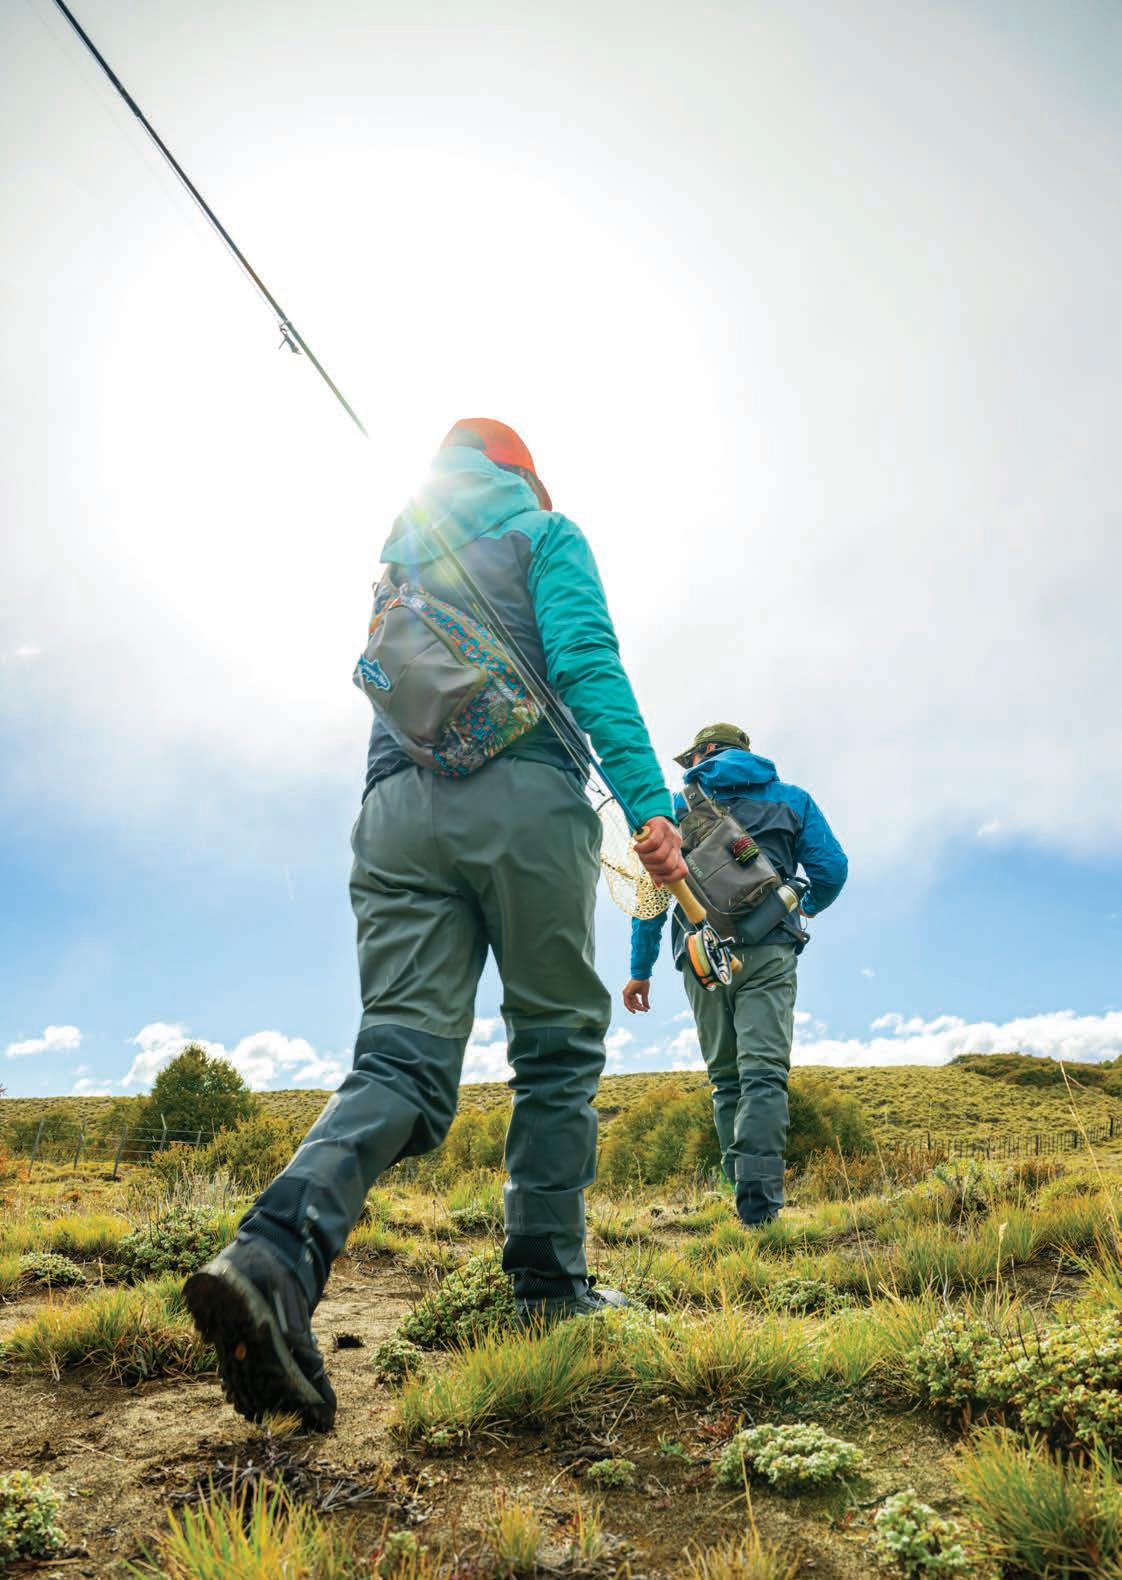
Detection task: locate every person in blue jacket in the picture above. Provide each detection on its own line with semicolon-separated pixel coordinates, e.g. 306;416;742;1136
623;723;847;1227
186;419;686;1430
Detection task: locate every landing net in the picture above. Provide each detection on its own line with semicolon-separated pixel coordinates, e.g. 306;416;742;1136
594;794;672;920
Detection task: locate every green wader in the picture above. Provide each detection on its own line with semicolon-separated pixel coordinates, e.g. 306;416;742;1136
682;939;798;1223
240;756;612;1304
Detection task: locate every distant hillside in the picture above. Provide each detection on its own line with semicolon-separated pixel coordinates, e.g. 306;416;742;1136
5;1059;1122;1148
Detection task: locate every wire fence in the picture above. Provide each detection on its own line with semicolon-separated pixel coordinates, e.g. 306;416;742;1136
883;1116;1119;1161
5;1112;1121;1180
11;1117;216;1178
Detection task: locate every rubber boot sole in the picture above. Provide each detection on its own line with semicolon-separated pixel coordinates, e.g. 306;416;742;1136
183;1260;334;1432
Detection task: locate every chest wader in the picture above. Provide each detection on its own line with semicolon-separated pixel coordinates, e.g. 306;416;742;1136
236;755;612;1309
676;784;801;1224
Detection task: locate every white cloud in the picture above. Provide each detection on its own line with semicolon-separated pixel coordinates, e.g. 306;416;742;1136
461;1017;509;1085
12;645;41;661
794;1009;1122;1069
6;1024;82;1059
668;1025;704;1072
605;1027;634;1071
976;821;1004;840
122;1022;346;1091
72;1077;113;1096
3;3;1121;883
860;967;876;979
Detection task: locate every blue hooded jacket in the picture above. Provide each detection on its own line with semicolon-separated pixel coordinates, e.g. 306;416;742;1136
630;749;848;978
364;446;671;827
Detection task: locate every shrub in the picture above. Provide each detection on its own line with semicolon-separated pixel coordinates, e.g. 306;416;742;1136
134;1044;256;1145
18;1250;85;1288
603;1074;872;1188
585;1458;637;1489
200;1115;302;1190
872;1489;970;1575
786;1076;874;1170
0;1470;66;1566
117;1209;227;1279
800;1146;942;1201
398;1251;516;1349
441;1103;508;1174
714;1422;863;1491
598;1082;722;1187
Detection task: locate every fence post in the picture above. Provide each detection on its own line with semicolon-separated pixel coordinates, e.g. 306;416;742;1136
72;1124;86;1170
27;1117;45;1178
159;1113;168;1153
1034;1133;1040;1156
1111;1116;1116;1140
194;1129;203;1148
1072;1128;1079;1152
112;1126;128;1181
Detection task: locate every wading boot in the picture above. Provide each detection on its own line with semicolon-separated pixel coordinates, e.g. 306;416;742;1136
183;1237;336;1431
516;1275;630;1330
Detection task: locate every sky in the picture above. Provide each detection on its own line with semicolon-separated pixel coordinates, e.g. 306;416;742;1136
2;0;1121;1102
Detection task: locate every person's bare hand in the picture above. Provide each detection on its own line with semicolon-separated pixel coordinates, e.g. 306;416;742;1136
622;978;651;1013
633;816;688;885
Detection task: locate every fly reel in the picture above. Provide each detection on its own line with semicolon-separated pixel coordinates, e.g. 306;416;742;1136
684;919;739;991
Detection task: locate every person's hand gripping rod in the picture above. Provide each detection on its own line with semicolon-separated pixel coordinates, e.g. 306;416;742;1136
632;819;742;991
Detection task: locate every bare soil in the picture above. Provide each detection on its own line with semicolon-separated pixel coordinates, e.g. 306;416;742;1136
0;1259;967;1578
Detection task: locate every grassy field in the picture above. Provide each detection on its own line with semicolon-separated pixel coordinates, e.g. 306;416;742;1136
6;1060;1122;1151
2;1060;1122;1576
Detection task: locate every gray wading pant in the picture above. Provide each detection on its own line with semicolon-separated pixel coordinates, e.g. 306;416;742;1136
682;940;798;1223
240;757;612;1304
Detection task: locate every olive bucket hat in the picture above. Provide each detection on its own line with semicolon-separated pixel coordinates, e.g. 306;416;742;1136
673;722;752;768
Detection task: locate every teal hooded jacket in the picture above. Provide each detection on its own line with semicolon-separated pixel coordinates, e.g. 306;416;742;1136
363;446;671;827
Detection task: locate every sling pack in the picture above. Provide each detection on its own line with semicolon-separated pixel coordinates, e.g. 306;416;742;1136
678;781;782;935
352;572;542;778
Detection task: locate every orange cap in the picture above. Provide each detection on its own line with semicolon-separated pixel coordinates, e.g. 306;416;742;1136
440;417;552;509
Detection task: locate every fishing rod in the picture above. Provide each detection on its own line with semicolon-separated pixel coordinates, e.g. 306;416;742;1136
45;0;737;987
47;0;368;438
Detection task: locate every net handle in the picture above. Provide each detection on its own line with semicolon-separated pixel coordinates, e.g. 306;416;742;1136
634;823;707;925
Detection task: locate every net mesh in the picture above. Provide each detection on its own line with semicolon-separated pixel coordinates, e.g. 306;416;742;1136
595;795;672;920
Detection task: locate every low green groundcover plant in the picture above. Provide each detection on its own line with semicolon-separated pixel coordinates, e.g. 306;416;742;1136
117;1209;226;1279
586;1458;637;1489
715;1423;863;1491
0;1470;66;1565
372;1333;426;1383
398;1250;516;1349
768;1276;850;1315
912;1308;1122;1452
871;1489;970;1575
18;1250;85;1287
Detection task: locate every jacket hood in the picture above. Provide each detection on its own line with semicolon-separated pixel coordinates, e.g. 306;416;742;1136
382;446;542;567
684;749;779;797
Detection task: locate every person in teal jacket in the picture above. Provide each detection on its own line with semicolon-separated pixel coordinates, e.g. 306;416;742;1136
623;723;847;1226
186;418;686;1431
